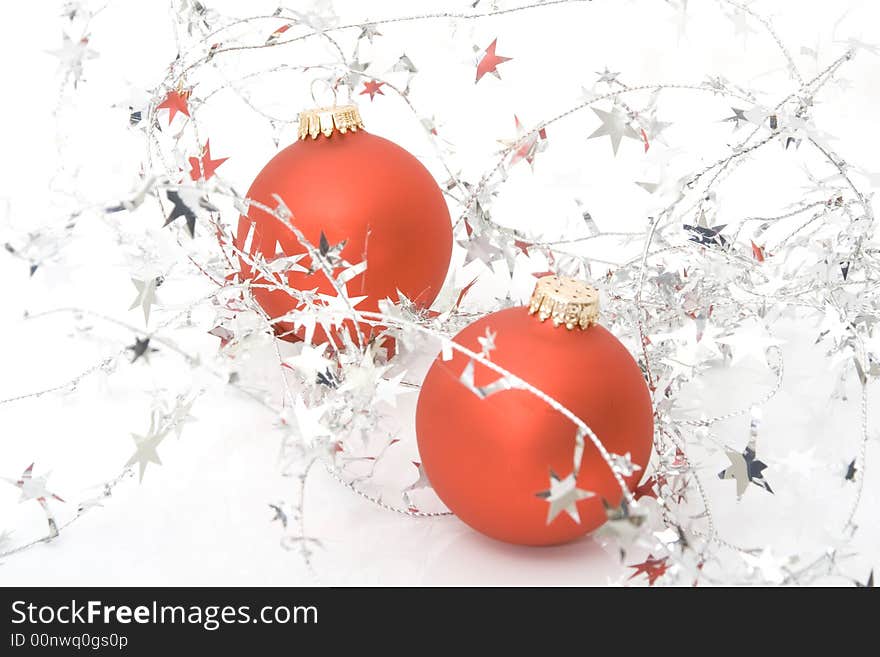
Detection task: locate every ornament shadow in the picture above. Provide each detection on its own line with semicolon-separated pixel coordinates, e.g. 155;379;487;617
419;523;619;585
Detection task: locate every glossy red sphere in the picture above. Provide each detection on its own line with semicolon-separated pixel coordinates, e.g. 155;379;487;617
416;306;654;546
236;129;452;341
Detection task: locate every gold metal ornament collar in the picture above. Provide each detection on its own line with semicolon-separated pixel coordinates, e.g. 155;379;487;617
528;275;600;330
297;104;365;140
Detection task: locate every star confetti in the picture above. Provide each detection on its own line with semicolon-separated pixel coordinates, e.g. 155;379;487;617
535;471;595;524
610;452;642;476
3;463;65;504
127;336;157;364
358;25;382;43
188;140;227;181
499;115;548;169
129;276;162;324
359;79;386;101
126;414;168;482
156;88;192;125
628;555;670;585
856;570;874;588
684;222;728;248
718;440;773;499
588;106;640;155
475;38;512;83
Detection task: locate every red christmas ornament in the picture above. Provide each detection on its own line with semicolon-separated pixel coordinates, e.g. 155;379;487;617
416;276;654;546
236;104;452;342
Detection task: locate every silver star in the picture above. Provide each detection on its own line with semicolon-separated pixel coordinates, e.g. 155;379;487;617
458;232;503;267
48;33;98;86
724;107;748;128
126;414;168;482
595;67;620;84
535;471;595;525
718;440;773;499
588;106;640;155
404;462;431;492
393;54;418;73
458;360;522;399
3;463;64;504
477;327;497;358
168;396;197;439
610;452;642;476
358;24;382;43
129;276;162;324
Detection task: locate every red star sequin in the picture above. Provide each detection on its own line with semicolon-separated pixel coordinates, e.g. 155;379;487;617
360;79;386;101
628;555;670;586
475;38;512;83
634;475;666;500
189;140;228;181
514;238;532;256
751;240;766;262
157;88;191;125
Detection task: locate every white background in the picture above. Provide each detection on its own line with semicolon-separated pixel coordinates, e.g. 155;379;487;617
1;0;878;585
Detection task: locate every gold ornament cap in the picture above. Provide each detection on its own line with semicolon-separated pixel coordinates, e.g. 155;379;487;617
297;104;365;140
528;275;600;330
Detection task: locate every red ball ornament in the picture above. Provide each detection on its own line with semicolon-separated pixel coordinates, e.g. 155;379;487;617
235;104;452;341
416;276;654;546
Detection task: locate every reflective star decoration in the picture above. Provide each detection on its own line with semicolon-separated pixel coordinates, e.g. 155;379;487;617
634;475;666;500
535;471;595;524
156;87;192;125
264;23;291;46
127;336;157;364
845;458;858;482
458;232;503;268
3;463;65;504
404;462;431;493
393;54;417;73
188;139;228;181
595;66;620;84
343;49;370;89
718;439;773;499
588;105;640;155
855;570;874;588
358;24;382;43
48;33;97;87
61;0;86;21
129;276;162;324
684;220;728;248
359;79;386;101
310;231;347;273
641;110;672;149
458;360;522;399
610;452;642;477
375;370;407;407
180;0;218;36
475;38;512;83
268;252;308;275
499;115;548;169
4;231;62;277
477;327;497;358
126;413;168;482
724;107;748;129
162;187;218;237
628;554;670;585
268;503;288;529
284;343;334;383
167;395;198;439
289;396;331;445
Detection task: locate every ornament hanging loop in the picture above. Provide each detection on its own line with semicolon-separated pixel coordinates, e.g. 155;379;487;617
309;78;339;108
